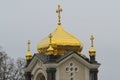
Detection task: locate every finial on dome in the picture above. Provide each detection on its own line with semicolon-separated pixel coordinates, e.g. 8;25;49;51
49;33;52;45
89;35;96;56
90;35;94;47
26;40;32;60
89;35;97;63
56;5;62;25
47;33;54;55
28;40;31;52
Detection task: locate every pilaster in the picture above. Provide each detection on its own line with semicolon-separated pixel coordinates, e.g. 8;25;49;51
46;68;56;80
25;72;31;80
90;69;98;80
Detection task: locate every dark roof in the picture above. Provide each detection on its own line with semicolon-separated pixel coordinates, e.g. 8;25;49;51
57;51;89;63
32;51;89;64
35;53;48;63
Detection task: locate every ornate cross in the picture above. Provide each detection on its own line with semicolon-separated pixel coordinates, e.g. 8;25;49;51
90;35;94;47
28;40;31;52
49;33;52;44
56;5;62;25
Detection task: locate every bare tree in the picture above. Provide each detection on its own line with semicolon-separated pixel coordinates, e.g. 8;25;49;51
0;47;26;80
14;58;26;80
0;50;8;80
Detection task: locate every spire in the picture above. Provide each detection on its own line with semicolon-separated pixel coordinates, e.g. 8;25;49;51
90;35;94;47
47;33;54;55
89;35;97;63
56;5;62;25
49;33;52;45
28;40;31;52
26;40;32;60
89;35;96;56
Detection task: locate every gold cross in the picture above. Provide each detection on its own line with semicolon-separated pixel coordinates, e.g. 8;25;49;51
28;40;31;52
49;33;52;44
56;5;62;25
90;35;94;47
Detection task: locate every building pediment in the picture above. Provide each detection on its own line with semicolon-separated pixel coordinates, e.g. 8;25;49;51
25;54;44;72
45;52;100;69
25;51;100;72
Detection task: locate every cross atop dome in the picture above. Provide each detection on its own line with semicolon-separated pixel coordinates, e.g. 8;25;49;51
90;35;94;47
56;5;62;25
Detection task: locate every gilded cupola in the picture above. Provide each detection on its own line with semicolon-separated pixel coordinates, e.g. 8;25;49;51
89;35;96;56
37;5;83;56
26;40;32;60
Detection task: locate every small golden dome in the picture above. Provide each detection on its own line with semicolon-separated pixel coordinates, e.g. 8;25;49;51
26;52;32;60
89;47;96;56
26;40;32;60
37;25;83;55
46;45;54;55
89;35;96;56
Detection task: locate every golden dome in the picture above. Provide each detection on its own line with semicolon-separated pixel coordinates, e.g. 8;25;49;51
37;5;83;55
37;25;83;55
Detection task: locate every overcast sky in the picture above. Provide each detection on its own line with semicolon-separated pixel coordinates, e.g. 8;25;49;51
0;0;119;80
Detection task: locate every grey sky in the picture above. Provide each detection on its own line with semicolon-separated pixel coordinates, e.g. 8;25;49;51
0;0;119;80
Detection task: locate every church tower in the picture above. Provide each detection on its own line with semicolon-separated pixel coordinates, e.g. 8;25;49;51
24;5;100;80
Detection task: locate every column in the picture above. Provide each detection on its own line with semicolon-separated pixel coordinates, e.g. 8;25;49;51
46;68;56;80
25;72;31;80
90;69;98;80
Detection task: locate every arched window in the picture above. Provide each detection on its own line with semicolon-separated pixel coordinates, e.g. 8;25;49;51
36;73;46;80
